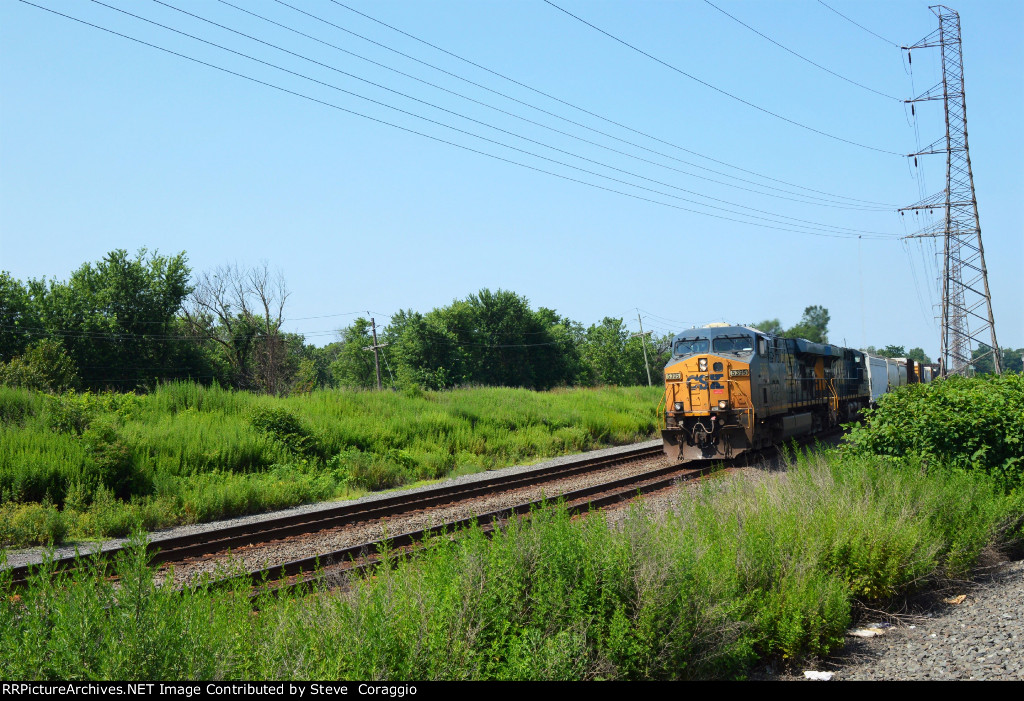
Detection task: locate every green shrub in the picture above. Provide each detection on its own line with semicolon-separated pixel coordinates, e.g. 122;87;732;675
0;339;79;393
178;465;339;522
72;485;142;538
82;420;150;500
0;385;43;426
248;406;325;460
845;372;1024;488
44;392;95;435
0;501;68;547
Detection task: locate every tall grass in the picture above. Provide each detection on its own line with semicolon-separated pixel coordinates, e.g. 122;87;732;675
0;383;662;545
3;451;1021;680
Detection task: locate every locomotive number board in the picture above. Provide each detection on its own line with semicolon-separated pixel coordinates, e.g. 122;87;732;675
666;372;682;380
729;369;750;377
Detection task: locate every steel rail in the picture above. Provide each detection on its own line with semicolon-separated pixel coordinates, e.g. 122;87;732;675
229;458;717;598
6;444;664;586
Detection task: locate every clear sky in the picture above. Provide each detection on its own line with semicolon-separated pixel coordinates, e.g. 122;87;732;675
2;0;1021;358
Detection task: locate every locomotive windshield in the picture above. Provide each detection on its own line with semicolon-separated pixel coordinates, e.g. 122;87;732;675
712;335;754;355
674;338;709;356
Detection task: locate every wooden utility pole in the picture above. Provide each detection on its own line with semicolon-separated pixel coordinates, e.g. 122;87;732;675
631;312;653;387
362;317;388;390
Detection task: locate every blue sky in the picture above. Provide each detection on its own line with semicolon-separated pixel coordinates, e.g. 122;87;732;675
2;0;1021;357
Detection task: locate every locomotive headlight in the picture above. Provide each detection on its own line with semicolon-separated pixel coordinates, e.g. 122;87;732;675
698;358;708;372
674;402;684;411
718;400;729;410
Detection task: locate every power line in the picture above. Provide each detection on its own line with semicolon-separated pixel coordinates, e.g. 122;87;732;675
136;0;895;235
2;2;783;236
702;0;901;101
218;0;891;213
323;0;897;206
817;0;901;49
3;323;570;349
271;310;368;322
636;309;698;328
25;0;896;240
543;0;903;156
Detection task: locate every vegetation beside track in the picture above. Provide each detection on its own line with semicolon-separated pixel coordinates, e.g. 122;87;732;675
844;372;1024;489
0;383;661;547
3;447;1022;680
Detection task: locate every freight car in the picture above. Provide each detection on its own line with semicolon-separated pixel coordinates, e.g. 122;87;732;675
660;324;932;461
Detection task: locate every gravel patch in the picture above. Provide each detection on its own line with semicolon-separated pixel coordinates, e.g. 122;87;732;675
1;439;662;570
821;560;1024;681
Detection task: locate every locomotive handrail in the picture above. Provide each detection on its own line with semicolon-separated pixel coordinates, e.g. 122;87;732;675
827;378;840;412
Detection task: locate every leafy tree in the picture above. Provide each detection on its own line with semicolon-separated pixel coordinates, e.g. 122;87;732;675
579;317;651;386
0;339;79;392
384;309;467;390
752;318;783;335
785;305;830;343
448;289;551;388
330;318;383;389
971;344;1024;375
382;290;583;390
0;272;41;362
906;347;932;364
535;307;589;388
27;249;192;390
753;308;830;343
291;342;342;393
1003;349;1024;374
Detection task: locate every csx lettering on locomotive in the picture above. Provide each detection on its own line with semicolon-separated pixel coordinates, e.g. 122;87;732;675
685;374;724;390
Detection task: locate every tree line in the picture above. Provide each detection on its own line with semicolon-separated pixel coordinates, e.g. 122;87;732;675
0;250;670;394
5;251;1012;395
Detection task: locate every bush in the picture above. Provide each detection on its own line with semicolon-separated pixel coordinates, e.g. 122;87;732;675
844;373;1024;488
0;339;79;393
82;420;150;500
248;406;324;460
0;501;68;547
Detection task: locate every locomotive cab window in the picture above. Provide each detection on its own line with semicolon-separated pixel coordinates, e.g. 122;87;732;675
674;338;709;356
712;336;754;355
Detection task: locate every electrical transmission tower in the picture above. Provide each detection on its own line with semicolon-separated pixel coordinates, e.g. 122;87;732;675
899;5;1000;377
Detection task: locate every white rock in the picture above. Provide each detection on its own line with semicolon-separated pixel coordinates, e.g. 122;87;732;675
803;671;835;681
849;629;880;638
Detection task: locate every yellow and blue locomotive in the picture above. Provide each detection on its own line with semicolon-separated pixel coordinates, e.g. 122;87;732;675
661;324;872;461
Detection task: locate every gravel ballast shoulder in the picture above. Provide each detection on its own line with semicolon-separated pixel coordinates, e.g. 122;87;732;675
826;560;1024;681
752;559;1024;681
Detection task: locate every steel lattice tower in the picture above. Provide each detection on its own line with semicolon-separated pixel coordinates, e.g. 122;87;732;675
900;5;1000;376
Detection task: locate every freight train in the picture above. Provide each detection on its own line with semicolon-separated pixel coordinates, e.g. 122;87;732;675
660;323;934;461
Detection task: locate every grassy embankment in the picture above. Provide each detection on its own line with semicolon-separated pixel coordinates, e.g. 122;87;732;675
0;383;662;547
3;450;1021;680
2;373;1022;680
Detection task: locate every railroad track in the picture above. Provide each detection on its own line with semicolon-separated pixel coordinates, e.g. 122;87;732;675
226;457;721;599
5;443;665;587
221;432;844;598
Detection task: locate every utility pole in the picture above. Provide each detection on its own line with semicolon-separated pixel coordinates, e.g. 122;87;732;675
899;5;1000;377
362;317;389;390
631;312;653;387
